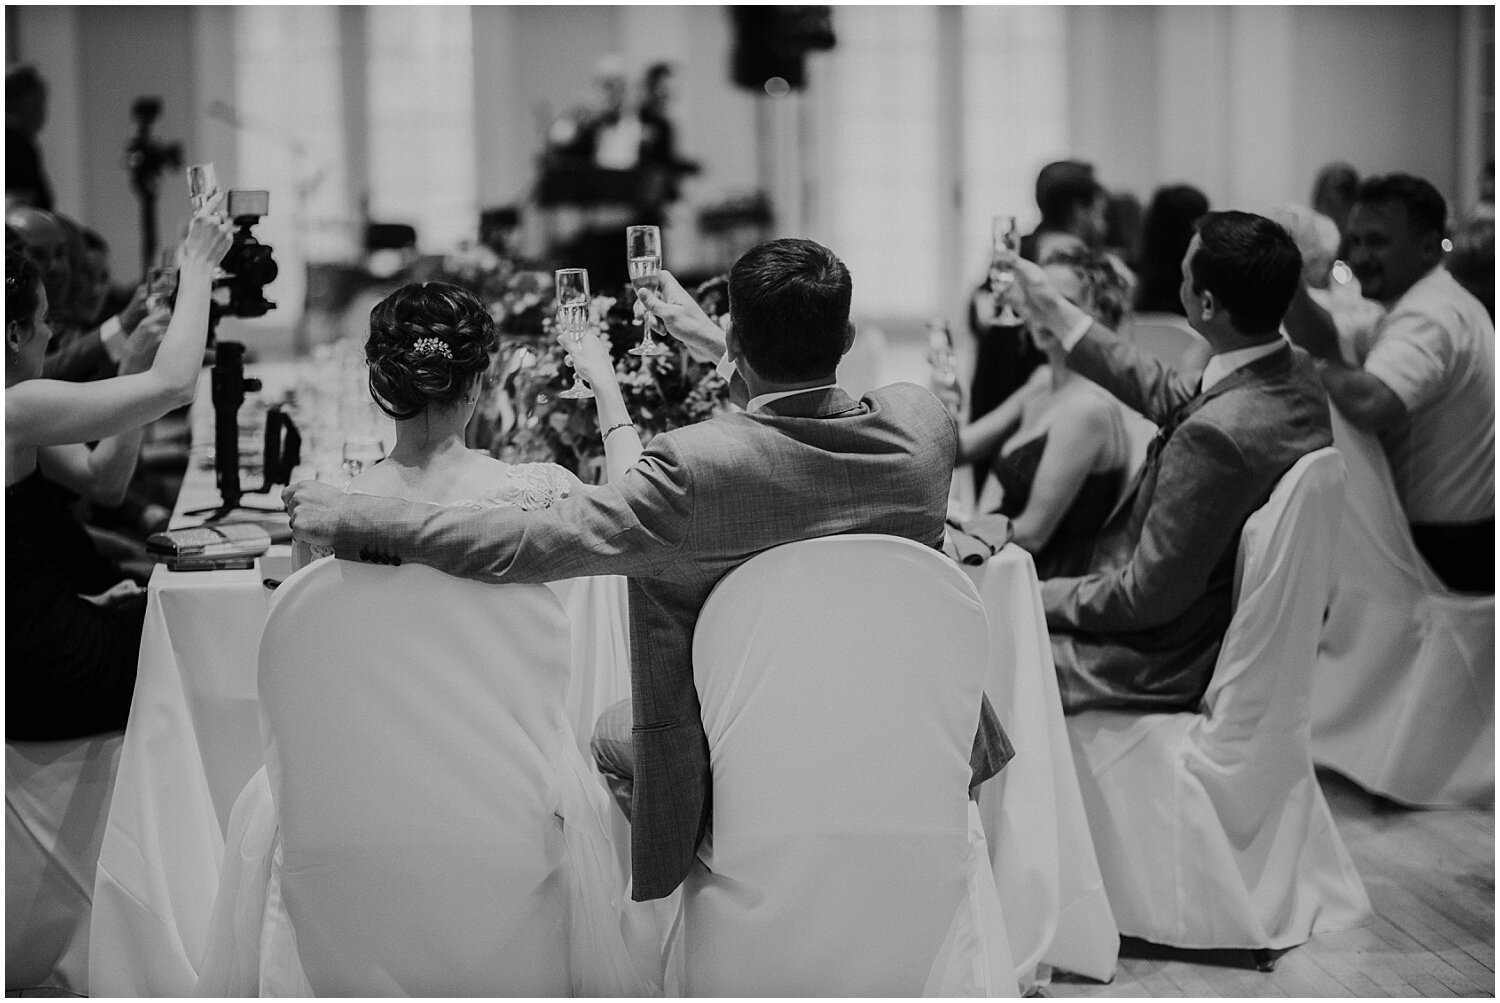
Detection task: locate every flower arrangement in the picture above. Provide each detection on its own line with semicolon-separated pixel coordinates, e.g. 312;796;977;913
452;254;732;481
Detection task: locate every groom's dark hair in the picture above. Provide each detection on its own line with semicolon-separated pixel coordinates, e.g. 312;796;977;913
728;238;851;382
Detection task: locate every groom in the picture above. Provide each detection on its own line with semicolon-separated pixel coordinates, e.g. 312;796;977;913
283;238;1011;902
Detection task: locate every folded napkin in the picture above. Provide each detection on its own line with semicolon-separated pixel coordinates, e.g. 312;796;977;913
943;513;1014;566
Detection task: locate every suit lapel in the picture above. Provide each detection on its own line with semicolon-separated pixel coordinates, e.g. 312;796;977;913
1105;343;1293;525
756;387;868;419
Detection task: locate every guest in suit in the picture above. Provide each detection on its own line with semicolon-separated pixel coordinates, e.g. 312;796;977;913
1004;211;1332;714
282;238;1012;902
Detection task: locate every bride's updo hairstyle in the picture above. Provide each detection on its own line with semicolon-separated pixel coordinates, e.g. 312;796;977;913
366;281;497;420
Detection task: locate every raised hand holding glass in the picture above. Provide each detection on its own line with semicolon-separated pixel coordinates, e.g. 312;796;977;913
991;214;1023;326
627;225;671;357
555;268;596;400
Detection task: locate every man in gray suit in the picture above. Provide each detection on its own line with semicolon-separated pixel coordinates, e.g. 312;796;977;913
1005;211;1332;714
283;238;1011;902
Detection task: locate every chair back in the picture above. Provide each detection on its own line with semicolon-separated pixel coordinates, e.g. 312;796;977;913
257;559;575;995
687;534;993;995
1121;312;1205;369
1311;408;1495;806
1195;448;1345;786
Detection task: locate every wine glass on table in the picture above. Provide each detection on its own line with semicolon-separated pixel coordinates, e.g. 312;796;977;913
990;214;1024;326
626;225;672;357
554;268;596;400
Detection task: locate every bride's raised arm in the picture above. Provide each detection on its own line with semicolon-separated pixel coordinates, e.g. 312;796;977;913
556;325;643;483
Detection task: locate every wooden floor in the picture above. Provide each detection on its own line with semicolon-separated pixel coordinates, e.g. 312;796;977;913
1046;769;1495;998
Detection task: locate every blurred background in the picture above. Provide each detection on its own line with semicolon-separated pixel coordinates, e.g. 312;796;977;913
6;5;1493;355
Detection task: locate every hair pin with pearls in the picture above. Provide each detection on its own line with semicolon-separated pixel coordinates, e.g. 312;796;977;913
412;337;452;359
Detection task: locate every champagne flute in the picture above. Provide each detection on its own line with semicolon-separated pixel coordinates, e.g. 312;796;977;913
990;214;1024;326
341;435;386;478
627;225;672;357
187;163;221;213
554;268;596;400
145;266;176;316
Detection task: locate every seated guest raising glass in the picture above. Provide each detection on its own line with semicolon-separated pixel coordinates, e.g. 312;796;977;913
958;247;1134;579
297;281;644;570
6;204;231;740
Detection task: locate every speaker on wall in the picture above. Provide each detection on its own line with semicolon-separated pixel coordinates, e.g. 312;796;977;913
730;6;836;93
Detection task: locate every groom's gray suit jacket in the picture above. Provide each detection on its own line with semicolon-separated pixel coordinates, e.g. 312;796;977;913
1044;325;1333;714
326;383;1012;901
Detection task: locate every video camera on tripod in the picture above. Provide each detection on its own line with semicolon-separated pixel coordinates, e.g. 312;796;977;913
215;189;278;320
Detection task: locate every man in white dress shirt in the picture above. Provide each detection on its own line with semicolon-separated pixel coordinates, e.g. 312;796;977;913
1285;172;1495;593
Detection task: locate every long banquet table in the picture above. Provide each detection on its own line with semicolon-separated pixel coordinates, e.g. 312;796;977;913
87;359;1116;995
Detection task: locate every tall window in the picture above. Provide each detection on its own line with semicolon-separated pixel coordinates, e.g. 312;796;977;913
809;6;1068;324
959;7;1068;279
366;6;477;251
234;6;349;328
812;7;946;319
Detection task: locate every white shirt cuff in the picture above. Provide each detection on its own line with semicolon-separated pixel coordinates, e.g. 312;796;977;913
1059;313;1093;353
99;315;126;363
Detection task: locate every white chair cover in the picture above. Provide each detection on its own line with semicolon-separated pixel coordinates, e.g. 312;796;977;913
6;733;123;995
1311;408;1496;807
1120;312;1209;370
194;558;656;996
685;535;1018;997
1067;448;1372;949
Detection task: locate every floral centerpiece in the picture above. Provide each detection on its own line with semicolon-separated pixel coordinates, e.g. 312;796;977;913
442;246;731;481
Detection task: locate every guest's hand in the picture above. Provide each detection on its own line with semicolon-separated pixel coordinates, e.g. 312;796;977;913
118;311;170;375
119;282;151;334
179;194;234;274
1008;256;1089;342
635;270;726;365
82;579;145;608
282;479;347;548
557;323;617;389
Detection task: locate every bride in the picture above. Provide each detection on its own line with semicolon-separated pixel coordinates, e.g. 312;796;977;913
235;283;659;995
298;280;642;563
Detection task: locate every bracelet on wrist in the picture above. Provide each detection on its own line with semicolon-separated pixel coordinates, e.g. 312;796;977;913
602;421;633;441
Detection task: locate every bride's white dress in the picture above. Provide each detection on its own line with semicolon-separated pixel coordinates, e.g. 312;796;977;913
196;460;660;996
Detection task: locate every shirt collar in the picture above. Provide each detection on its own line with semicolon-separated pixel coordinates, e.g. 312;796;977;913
1199;337;1286;394
746;382;841;414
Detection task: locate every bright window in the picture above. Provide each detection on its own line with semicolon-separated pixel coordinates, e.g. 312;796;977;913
366;6;477;252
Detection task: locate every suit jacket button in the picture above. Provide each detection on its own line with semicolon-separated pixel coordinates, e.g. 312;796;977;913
358;547;370;562
391;555;401;566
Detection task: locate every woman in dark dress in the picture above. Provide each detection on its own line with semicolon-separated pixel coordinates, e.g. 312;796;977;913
6;205;230;740
958;247;1134;579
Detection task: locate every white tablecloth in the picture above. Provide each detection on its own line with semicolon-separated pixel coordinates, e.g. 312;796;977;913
86;362;634;995
969;546;1120;987
86;360;1115;992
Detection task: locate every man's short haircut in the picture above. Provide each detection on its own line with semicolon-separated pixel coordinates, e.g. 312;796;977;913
1036;160;1103;227
1355;172;1448;238
1189;211;1302;335
728;238;851;383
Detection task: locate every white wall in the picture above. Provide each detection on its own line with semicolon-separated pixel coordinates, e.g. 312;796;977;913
1066;5;1472;214
9;5;1487;337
